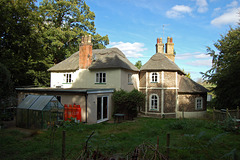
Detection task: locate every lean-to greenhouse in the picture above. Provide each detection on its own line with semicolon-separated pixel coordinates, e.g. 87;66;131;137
16;95;64;129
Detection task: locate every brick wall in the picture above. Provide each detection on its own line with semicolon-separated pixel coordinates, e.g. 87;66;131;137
164;90;176;113
178;93;207;112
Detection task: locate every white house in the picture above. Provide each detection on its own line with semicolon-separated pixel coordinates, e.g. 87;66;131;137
16;35;208;124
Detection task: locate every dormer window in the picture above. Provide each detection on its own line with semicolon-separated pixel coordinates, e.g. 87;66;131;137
96;72;106;84
151;72;159;83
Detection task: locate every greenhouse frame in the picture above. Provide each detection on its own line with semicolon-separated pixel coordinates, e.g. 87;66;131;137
16;95;64;129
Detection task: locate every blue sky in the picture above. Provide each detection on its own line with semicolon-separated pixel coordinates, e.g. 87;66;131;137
86;0;240;81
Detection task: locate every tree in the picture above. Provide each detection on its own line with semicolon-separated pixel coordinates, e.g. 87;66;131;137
0;63;14;108
0;0;109;87
0;0;43;86
39;0;109;64
135;60;142;69
203;27;240;109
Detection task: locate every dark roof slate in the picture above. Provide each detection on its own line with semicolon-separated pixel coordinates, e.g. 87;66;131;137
140;53;183;73
179;76;209;93
48;48;139;72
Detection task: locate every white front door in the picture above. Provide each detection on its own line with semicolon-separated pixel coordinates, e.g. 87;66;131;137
97;96;108;122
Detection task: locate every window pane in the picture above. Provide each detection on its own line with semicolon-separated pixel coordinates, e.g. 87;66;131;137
103;73;105;83
151;95;158;110
96;73;99;83
97;97;101;120
128;74;132;84
151;73;158;82
196;98;202;109
96;72;106;83
103;97;108;119
100;73;102;83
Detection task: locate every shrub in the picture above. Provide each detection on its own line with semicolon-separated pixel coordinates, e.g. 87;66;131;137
113;89;145;119
220;118;239;133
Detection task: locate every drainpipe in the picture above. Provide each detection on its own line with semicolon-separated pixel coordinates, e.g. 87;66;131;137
85;94;88;123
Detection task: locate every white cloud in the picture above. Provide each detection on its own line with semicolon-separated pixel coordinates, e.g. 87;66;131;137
109;41;147;58
212;7;221;16
187;59;212;66
175;53;193;60
175;52;210;60
227;0;238;8
172;5;192;12
214;7;221;12
211;7;240;26
166;5;192;18
196;0;208;13
195;53;210;59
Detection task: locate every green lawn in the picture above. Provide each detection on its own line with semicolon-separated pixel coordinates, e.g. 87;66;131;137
0;117;239;159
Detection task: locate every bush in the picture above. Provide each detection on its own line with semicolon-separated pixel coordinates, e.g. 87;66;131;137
113;89;145;119
220;118;239;133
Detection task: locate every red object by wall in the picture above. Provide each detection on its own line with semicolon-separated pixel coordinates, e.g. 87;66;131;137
64;104;68;121
64;104;81;122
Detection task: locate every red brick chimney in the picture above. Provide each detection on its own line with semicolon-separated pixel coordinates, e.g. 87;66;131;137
79;35;93;69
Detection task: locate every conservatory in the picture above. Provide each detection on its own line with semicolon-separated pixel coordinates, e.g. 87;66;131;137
16;95;64;129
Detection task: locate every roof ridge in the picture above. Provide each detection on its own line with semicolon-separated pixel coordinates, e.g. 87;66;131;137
140;53;183;73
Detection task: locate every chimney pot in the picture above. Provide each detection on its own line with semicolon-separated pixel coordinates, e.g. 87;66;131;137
170;37;173;43
156;37;164;53
167;37;170;43
88;35;91;44
81;36;84;44
84;35;88;44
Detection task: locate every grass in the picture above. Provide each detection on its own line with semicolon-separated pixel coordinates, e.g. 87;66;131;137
0;117;240;159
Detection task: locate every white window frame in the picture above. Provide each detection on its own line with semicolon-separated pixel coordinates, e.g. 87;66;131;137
95;72;106;84
128;74;133;85
149;94;159;111
63;73;72;83
195;97;203;110
150;72;159;83
97;96;109;123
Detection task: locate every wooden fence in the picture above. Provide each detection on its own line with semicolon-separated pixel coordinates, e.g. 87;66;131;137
213;106;240;121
